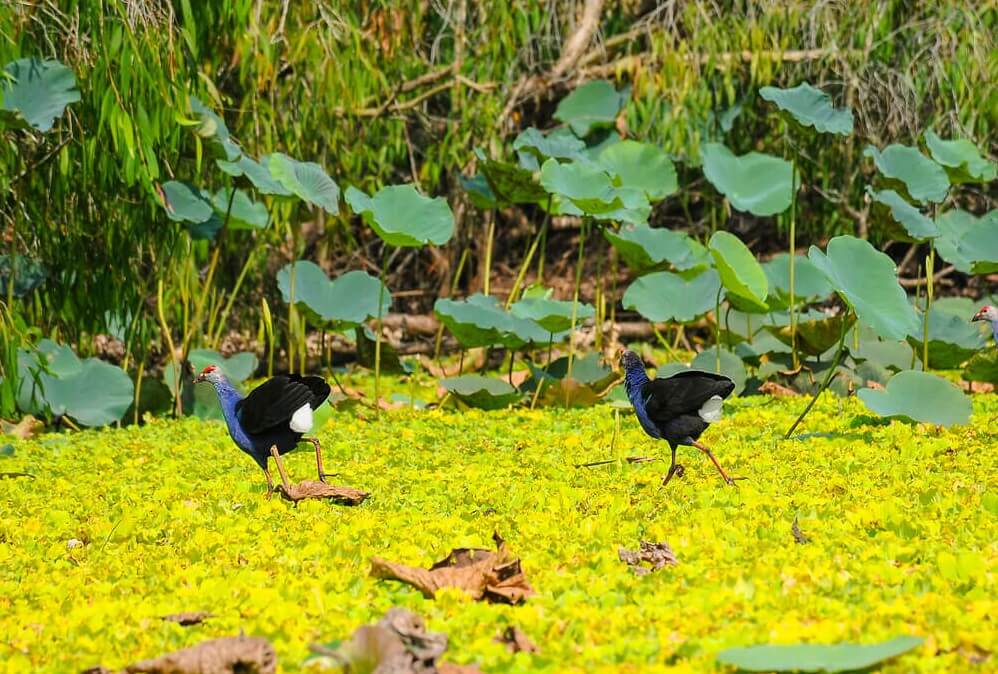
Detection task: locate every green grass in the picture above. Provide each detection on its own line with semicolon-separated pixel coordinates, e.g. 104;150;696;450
1;391;996;673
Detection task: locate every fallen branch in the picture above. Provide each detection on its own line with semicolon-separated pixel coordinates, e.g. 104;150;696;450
900;265;955;288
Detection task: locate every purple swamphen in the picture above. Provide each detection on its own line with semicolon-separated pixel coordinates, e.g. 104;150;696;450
620;350;742;487
195;365;332;495
972;305;998;345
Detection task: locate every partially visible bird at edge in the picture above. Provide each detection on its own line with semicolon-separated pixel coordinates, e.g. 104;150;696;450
195;366;332;496
972;305;998;346
619;349;743;487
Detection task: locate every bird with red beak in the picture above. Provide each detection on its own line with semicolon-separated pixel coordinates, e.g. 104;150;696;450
972;305;998;346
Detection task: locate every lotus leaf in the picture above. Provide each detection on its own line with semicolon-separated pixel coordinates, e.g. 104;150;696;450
42;359;134;427
718;636;923;672
709;231;769;311
925;130;996;183
866;187;939;241
596;140;678;201
441;375;522;410
278;262;390;330
513;127;585;160
700;143;796;216
1;58;80;132
622;269;721;323
267;153;340;214
808;236;919;341
553;79;628;136
348;184;454;247
864;144;949;203
759;82;854;135
604;224;709;272
858;370;971;427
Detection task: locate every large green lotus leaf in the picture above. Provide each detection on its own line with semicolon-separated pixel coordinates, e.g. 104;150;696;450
847;335;914;372
434;294;516;348
933;209;979;273
509;297;594;333
717;636;923;672
354;327;413;375
513;127;585;160
622;269;720;323
267;153;340;214
0;254;47;298
964;210;998;274
539;158;619;214
690;349;747;396
592;185;651;225
278;262;390;330
604;224;709;273
212;188;268;229
36;339;82;378
907;306;987;369
441;375;522;410
553;79;628;136
866;187;939;241
160;181;213;223
963;351;998;384
349;184;454;247
709;231;769;311
189;96;241;161
475;151;548;205
700;143;796;216
864;144;949;203
216;154;292;196
0;58;80;132
42;359;134;427
596;140;678;201
188;348;258;383
759;83;854;135
858;370;971;427
458;173;497;209
762;253;833;309
764;311;853;356
808;236;919;341
925;130;996;184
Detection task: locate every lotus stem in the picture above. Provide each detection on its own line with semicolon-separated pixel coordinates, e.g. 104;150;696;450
483;211;495;295
788;155;799;370
434;246;470;362
923;241;935;371
714;285;723;372
530;334;554;410
566;219;588;386
132;360;144;426
504;202;551;310
374;245;389;418
155;279;181;417
785;311;850;439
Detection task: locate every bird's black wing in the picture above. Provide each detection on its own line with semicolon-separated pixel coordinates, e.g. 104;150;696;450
641;370;734;422
236;375;330;434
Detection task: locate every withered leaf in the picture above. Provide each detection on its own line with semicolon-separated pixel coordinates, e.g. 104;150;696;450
1;414;43;439
370;532;534;604
277;480;369;505
160;611;213;626
308;608;480;674
494;626;539;654
81;667;113;674
792;515;811;544
619;541;678;575
758;381;799;397
124;635;276;674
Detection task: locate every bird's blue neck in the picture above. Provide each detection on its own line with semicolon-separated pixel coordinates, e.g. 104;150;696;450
990;319;998;346
209;378;251;448
623;360;650;402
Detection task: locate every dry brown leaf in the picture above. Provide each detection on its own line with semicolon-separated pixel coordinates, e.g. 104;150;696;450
277;480;369;505
309;608;480;674
792;516;811;544
160;611;213;626
1;415;43;439
619;541;678;575
494;626;539;654
124;635;276;674
370;532;534;604
758;381;799;397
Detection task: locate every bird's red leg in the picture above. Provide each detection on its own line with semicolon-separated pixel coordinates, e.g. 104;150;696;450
303;437;330;482
691;440;743;486
270;445;294;494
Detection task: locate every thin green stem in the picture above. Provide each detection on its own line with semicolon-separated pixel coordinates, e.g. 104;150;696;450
714;285;723;372
504;205;551;310
566;219;588;385
788;155;799;370
785;312;850;439
483;211;495;295
923;241;935;371
374;245;389;417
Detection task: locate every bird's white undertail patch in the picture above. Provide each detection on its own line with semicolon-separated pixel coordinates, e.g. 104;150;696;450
289;404;313;433
698;395;724;423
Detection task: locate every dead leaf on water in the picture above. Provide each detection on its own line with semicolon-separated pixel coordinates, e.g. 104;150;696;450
123;635;276;673
370;532;534;604
494;625;539;654
160;611;213;626
307;607;481;673
619;541;678;575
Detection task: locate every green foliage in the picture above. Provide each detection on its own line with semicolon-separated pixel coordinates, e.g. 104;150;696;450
211;188;268;230
709;231;769;311
762;254;832;309
553;79;628;136
717;636;923;672
268;153;340;214
866;188;939;241
700;143;796;216
513;127;585;161
347;184;454;247
277;263;390;331
808;236;919;341
434;294;549;349
441;375;523;410
857;370;972;427
604;224;708;273
691;348;748;395
595;140;678;201
0;255;47;298
0;57;80;131
622;269;720;323
759;82;854;136
924;130;996;184
906;306;987;370
508;297;594;333
863;145;949;204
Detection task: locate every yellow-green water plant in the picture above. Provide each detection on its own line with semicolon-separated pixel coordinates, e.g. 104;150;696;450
760;82;853;371
346;183;455;412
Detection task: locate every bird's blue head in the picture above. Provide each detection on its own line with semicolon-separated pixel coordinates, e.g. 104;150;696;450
619;349;650;391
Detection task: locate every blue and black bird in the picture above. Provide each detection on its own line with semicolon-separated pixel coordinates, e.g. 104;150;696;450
195;365;331;495
620;350;741;487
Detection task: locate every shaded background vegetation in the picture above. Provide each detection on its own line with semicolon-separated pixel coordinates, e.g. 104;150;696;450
1;0;994;368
